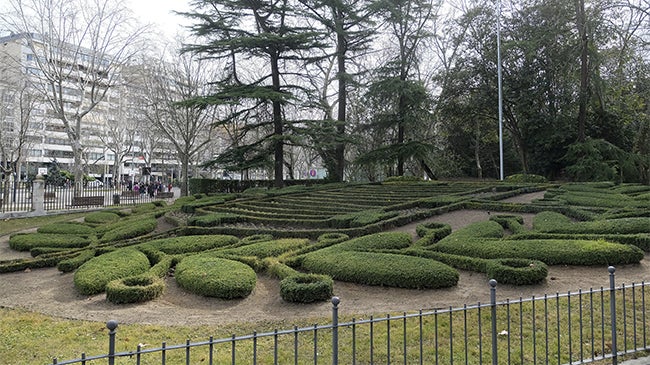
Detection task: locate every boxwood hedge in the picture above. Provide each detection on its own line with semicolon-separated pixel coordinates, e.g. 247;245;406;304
139;235;240;255
485;258;548;285
187;213;242;227
9;233;92;251
105;274;165;304
216;238;310;259
280;273;334;303
99;217;158;243
175;255;256;299
73;248;151;295
37;222;96;236
57;249;96;273
84;212;121;225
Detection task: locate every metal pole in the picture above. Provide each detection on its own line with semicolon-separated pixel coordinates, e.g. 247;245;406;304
609;267;618;365
107;320;118;365
332;296;340;365
490;279;498;365
497;0;504;180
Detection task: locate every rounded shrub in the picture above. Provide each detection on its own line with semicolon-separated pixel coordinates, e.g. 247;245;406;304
37;222;95;236
485;258;548;285
9;233;92;251
57;249;96;273
175;255;256;299
74;248;151;295
280;273;333;303
99;217;157;243
301;250;459;289
84;211;121;225
317;233;350;245
187;213;241;227
105;274;165;304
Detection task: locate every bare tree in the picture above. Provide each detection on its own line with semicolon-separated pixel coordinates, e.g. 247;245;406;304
138;48;218;197
0;0;148;193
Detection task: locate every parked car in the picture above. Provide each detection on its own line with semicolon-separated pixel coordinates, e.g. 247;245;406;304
87;180;104;188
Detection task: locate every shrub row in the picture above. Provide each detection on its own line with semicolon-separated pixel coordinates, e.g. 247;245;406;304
73;248;151;295
187;212;243;227
174;255;256;299
432;235;644;266
37;222;96;236
508;232;650;252
215;238;310;259
533;211;650;234
280;274;334;303
9;233;92;251
84;211;121;225
139;234;240;255
57;249;96;273
415;222;452;242
99;217;158;243
106;274;165;304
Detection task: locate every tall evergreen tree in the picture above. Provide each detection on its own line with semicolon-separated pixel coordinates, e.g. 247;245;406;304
181;0;324;187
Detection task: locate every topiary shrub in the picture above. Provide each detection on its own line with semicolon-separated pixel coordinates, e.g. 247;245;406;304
57;249;96;273
175;255;256;299
485;258;548;285
241;234;274;244
415;222;452;243
140;235;240;255
37;222;96;236
84;212;121;225
74;248;151;295
187;213;242;227
9;233;92;251
131;203;158;214
105;274;165;304
317;233;350;245
99;217;157;243
217;238;310;259
280;273;333;303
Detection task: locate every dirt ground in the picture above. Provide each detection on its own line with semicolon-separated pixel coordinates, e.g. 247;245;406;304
1;191;649;326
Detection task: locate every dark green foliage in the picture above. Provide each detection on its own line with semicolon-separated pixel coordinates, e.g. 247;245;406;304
505;174;547;183
301;250;459;289
105;274;165;304
73;248;151;295
84;212;121;225
485;259;548;285
187;213;242;227
432;237;643;266
99;217;158;243
265;258;299;279
280;274;333;303
489;215;526;234
140;235;239;254
131;203;158;214
317;233;350;245
57;249;96;273
216;238;309;259
508;232;650;252
37;222;95;236
9;233;92;251
415;222;452;242
149;255;175;278
241;234;274;244
330;210;399;228
534;211;650;234
175;255;256;299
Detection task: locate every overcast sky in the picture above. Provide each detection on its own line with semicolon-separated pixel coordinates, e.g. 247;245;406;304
127;0;191;39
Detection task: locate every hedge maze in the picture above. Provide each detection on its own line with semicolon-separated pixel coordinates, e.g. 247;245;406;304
2;181;650;304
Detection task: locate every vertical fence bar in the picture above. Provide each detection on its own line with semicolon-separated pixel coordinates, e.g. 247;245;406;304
478;303;482;365
490;279;497;365
532;296;537;364
231;335;236;365
418;311;423;365
609;266;618;365
332;296;340;365
294;326;299;365
352;318;357;365
505;299;511;365
642;283;647;348
387;314;391;364
623;284;628;353
463;305;468;365
107;320;118;365
632;283;638;351
161;342;166;365
209;336;214;365
403;312;407;365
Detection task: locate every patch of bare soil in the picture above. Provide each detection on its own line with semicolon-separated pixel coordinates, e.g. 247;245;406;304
1;191;649;326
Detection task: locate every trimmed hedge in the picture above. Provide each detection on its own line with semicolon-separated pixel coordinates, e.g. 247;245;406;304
99;217;158;243
335;232;413;251
9;233;92;251
280;273;334;303
175;255;256;299
140;235;240;255
37;222;95;236
432;237;644;266
415;222;452;244
301;250;459;289
241;234;274;244
187;213;242;227
216;238;310;259
485;258;548;285
74;248;151;295
105;274;165;304
57;249;96;273
84;212;121;225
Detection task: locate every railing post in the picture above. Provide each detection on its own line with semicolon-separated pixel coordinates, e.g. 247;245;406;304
490;279;498;365
609;266;617;365
107;320;118;365
332;296;340;365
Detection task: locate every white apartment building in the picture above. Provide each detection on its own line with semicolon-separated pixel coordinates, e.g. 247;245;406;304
0;32;180;186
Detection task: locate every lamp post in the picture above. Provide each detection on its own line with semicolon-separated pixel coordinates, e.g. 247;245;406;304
497;0;504;181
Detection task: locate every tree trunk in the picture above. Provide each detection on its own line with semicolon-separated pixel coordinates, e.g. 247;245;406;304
334;7;347;182
270;53;284;188
575;0;589;143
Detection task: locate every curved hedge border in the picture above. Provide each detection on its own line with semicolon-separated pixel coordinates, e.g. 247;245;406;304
9;233;92;251
106;274;165;304
139;235;240;255
37;222;96;236
57;249;96;273
73;248;151;295
280;273;333;303
485;258;548;285
175;255;256;299
84;211;121;225
99;217;158;243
